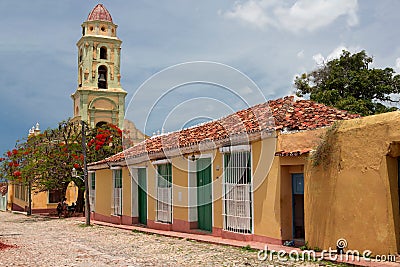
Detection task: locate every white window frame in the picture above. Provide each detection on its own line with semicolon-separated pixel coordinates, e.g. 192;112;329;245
89;171;96;212
112;169;122;216
155;163;172;223
15;183;28;202
222;148;252;234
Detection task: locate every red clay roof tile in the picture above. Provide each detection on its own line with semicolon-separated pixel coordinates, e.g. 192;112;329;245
90;96;360;166
87;4;113;23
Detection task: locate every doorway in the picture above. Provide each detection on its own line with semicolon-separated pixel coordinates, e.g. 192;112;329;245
138;168;147;225
197;158;212;232
292;173;305;239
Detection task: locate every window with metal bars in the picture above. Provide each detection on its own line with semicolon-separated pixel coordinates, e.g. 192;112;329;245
223;151;252;234
14;183;28;202
113;169;122;215
48;188;62;204
89;172;96;212
156;163;172;223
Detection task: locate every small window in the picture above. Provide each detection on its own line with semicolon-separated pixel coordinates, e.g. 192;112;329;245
79;48;83;62
49;189;63;204
82;26;85;36
157;163;172;223
100;47;107;60
14;183;28;201
91;172;96;190
113;169;122;215
101;26;106;32
223;151;252;233
89;172;96;212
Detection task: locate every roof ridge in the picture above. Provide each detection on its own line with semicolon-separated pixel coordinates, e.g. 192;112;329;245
89;96;360;166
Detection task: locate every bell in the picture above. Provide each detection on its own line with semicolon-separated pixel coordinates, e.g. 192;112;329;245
98;73;106;82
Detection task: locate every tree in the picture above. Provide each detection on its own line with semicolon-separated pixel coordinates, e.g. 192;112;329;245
294;50;400;116
0;120;126;213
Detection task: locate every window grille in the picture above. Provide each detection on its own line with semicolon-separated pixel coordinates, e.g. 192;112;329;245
48;189;62;204
14;183;28;202
113;169;122;215
156;163;172;223
89;172;96;212
223;151;252;233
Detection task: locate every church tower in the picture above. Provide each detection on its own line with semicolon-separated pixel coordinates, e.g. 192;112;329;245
71;4;127;129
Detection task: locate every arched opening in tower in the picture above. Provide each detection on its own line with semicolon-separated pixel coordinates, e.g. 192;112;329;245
100;47;107;60
96;121;108;128
98;65;108;89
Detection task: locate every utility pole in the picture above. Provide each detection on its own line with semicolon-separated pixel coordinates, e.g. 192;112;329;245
82;121;90;226
27;180;32;216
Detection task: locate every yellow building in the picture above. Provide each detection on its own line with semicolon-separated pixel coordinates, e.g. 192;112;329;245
6;123;79;214
88;96;400;255
7;181;79;214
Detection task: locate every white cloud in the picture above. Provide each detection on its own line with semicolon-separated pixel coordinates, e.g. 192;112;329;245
297;50;305;58
223;0;358;32
312;45;362;65
223;0;276;28
239;86;253;95
312;53;325;65
396;58;400;72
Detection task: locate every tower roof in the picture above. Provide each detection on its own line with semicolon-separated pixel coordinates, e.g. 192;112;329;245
87;4;113;23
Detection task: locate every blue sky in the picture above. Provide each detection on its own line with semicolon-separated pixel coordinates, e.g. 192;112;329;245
1;0;400;153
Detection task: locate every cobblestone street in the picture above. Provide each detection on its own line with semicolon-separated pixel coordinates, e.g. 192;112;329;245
0;212;344;266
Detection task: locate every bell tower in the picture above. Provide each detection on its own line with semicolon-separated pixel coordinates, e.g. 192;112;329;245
71;4;127;129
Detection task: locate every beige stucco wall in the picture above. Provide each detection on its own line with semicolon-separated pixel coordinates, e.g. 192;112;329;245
147;164;157;221
171;157;188;222
94;169;113;216
306;111;400;255
122;168;131;217
8;181;78;211
252;138;281;238
212;150;224;229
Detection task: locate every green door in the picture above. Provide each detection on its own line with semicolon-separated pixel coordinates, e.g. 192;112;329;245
197;158;212;232
138;168;147;225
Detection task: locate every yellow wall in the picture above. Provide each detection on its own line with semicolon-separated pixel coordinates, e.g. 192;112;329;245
252;138;281;239
122;168;131;217
95;169;113;216
212;150;224;229
171;157;188;221
8;181;78;211
306;111;400;255
147;164;157;221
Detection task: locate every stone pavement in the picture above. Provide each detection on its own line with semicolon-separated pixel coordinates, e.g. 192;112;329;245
77;217;400;267
0;211;396;266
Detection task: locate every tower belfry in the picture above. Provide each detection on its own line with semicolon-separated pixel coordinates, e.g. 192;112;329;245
71;4;127;129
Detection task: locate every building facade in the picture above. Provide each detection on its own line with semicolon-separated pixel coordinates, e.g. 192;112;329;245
86;97;400;255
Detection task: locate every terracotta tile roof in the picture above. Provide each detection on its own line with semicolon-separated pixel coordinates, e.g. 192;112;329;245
275;149;312;157
89;96;360;166
87;4;113;23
